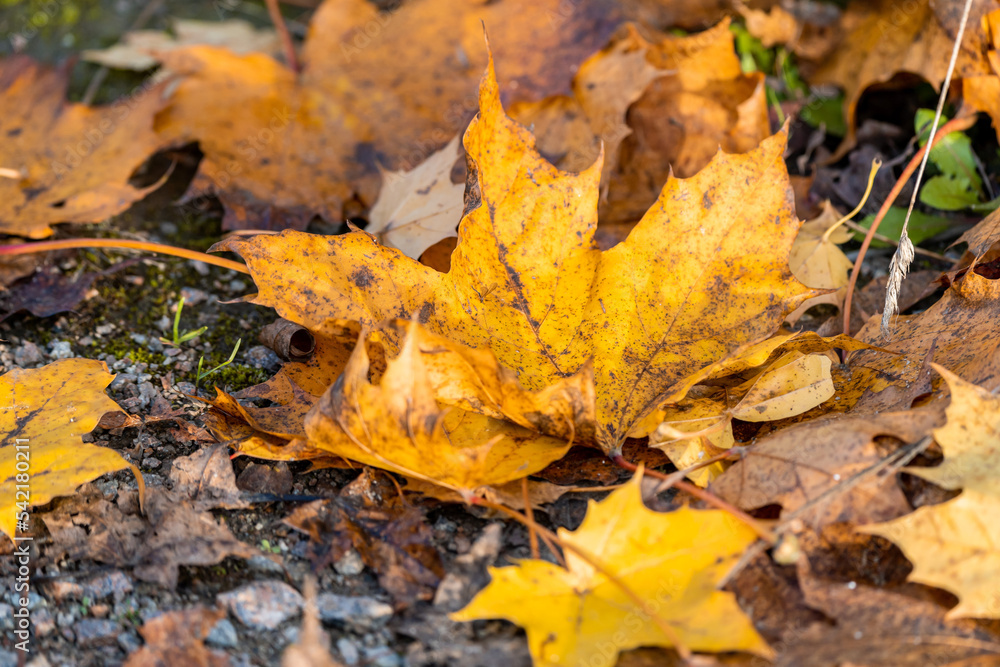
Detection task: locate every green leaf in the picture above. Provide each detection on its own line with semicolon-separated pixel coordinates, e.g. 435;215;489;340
800;94;846;137
914;109;982;194
853;207;952;248
920;175;982;211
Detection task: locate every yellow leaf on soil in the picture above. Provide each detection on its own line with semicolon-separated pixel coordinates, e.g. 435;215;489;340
862;366;1000;618
731;352;835;422
0;359;143;542
452;472;771;665
217;54;817;453
304;327;571;494
786;201;852;323
0;57;167;238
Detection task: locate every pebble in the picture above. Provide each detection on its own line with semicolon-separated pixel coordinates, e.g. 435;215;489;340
82;571;133;602
95;323;116;337
229;279;247;293
137;381;160;409
159;221;178;236
46;581;84;602
141;457;161;470
48;340;72;359
13;342;43;366
0;649;18;667
117;630;143;655
337;638;361;666
244;345;282;372
73;618;120;647
316;594;393;632
364;647;403;667
109;373;138;391
130;333;148;345
181;287;210;305
175;381;197;395
189;261;211;276
218;580;303;630
0;604;11;630
33;608;55;637
247;554;286;575
205;617;239;649
334;550;365;577
78;335;94;347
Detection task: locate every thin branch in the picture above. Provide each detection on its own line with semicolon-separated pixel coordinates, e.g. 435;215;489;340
266;0;301;73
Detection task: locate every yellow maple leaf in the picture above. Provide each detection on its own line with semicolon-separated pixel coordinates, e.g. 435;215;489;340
304;323;571;494
215;52;818;453
862;365;1000;618
452;472;771;665
0;359;143;542
0;57;168;238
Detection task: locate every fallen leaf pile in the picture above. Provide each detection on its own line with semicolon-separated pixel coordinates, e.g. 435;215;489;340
10;0;1000;665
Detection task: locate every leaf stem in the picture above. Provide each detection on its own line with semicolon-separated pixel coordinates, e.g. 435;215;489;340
0;238;250;275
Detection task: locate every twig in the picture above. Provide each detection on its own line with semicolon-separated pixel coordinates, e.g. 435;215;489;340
265;0;300;73
0;238;250;274
522;476;540;560
881;0;974;339
841;114;974;340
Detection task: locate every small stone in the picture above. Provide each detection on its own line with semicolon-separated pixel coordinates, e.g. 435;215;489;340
281;625;299;645
218;580;303;630
56;611;75;628
337;638;361;665
0;649;19;667
229;279;247;293
130;333;148;345
117;630;143;655
33;608;56;637
247;554;286;575
363;647;402;667
0;604;11;630
316;594;393;632
244;345;282;372
205;617;239;649
78;336;94;347
189;261;211;276
141;457;161;470
175;381;197;395
137;381;160;409
147;337;164;352
89;603;110;618
13;342;44;366
109;372;138;391
156;315;172;331
82;571;133;602
181;287;210;305
334;549;365;577
45;581;84;602
159;222;178;236
95;323;116;336
47;340;73;359
26;655;52;667
73;618;119;647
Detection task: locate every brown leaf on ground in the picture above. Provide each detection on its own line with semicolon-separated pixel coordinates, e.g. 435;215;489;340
0;56;167;238
284;470;444;606
602;19;770;225
811;0;993;156
168;444;249;511
124;606;230;667
774;551;1000;666
40;484;259;590
710;407;943;527
155;0;624;230
843;271;1000;414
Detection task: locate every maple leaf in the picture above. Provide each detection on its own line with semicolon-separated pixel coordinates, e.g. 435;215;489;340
365;134;465;259
862;366;1000;618
154;0;624;229
0;57;168;238
304;324;571;494
123;607;229;667
215;53;818;453
0;359;143;542
452;472;771;665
